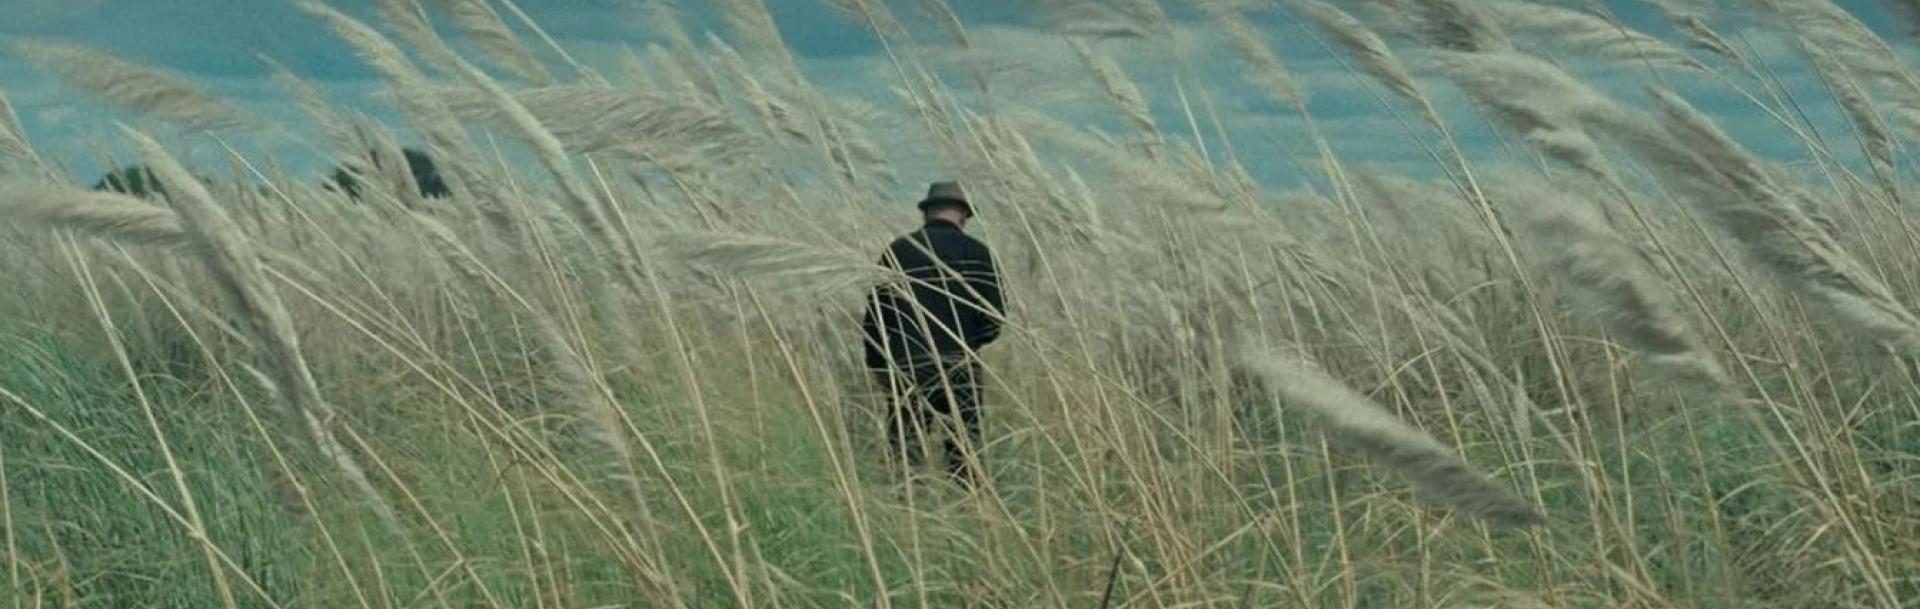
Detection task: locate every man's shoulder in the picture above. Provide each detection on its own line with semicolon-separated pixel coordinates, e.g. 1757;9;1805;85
888;224;989;257
951;230;991;255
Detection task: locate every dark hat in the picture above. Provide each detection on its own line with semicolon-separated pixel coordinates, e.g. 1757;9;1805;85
916;181;973;217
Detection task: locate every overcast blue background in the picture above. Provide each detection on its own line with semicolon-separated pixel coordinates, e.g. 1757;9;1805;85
0;0;1903;189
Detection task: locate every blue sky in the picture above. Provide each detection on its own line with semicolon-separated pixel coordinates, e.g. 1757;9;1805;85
0;0;1904;189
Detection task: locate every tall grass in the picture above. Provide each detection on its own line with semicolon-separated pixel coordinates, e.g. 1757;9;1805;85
2;2;1919;608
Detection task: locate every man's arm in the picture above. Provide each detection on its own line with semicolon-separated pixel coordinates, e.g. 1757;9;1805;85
964;241;1005;348
862;247;901;369
861;289;886;369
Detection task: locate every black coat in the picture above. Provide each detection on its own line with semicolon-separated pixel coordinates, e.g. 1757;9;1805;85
862;219;1006;368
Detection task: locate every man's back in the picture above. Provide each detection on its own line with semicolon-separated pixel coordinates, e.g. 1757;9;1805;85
863;218;1004;368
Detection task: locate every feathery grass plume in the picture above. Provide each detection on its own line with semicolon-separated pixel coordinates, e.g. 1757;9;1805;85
353;119;431;210
1425;50;1625;179
708;33;812;143
408;211;658;534
712;0;804;82
1066;38;1163;142
373;0;464;74
615;44;660;90
437;52;635;277
639;1;722;103
300;2;478;167
301;1;523;227
831;98;895;178
430;0;554;85
815;111;864;187
1234;343;1544;526
1510;179;1731;389
1291;0;1439;127
1196;2;1305;107
8;39;257;132
260;56;357;154
1646;0;1718;14
0;89;40;168
655;231;888;295
0;183;190;247
1008;112;1229;214
1639;90;1920;352
1395;0;1512;52
826;0;908;39
646;43;708;101
1643;2;1749;70
118;126;401;525
436;85;754;169
1479;1;1705;71
1800;42;1898;191
1042;0;1164;39
1749;0;1920;140
919;0;972;47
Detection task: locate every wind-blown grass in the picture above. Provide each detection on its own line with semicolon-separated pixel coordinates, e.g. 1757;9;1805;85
3;2;1920;608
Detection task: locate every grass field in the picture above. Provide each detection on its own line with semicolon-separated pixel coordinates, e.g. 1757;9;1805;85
2;1;1919;607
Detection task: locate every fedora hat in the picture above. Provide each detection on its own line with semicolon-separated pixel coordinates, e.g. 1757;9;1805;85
916;181;973;217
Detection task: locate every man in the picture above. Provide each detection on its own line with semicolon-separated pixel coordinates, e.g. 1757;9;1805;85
862;181;1006;487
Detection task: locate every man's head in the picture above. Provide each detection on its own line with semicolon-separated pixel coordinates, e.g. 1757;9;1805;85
917;181;973;227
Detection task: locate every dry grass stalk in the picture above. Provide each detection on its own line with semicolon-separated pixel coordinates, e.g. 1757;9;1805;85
260;56;357;155
644;43;706;102
0;89;41;169
301;1;531;236
1398;0;1512;52
656;231;888;295
918;0;972;47
827;0;908;39
436;85;754;169
1640;90;1920;352
438;54;633;275
708;33;812;143
119;126;401;526
1650;7;1748;70
373;0;464;74
1430;48;1920;354
1426;50;1623;178
431;0;554;85
1044;0;1164;39
1066;39;1163;142
1009;112;1228;215
1235;343;1544;527
1799;42;1898;189
1751;0;1920;140
1198;4;1304;107
300;2;480;172
1480;0;1705;71
640;1;723;104
1645;0;1717;15
1517;183;1730;389
615;44;660;90
1292;0;1440;127
8;39;257;132
712;0;804;83
0;183;190;247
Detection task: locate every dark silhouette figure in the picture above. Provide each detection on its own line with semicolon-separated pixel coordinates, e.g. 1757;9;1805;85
92;165;167;199
328;147;451;200
861;181;1006;487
